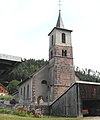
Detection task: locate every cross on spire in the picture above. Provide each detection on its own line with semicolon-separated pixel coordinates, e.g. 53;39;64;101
56;0;64;28
59;0;61;11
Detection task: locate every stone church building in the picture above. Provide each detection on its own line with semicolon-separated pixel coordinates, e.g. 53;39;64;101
18;10;100;117
18;9;75;104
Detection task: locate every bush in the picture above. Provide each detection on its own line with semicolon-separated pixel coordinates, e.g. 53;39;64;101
0;107;42;118
14;107;35;117
0;108;14;114
0;95;13;101
15;111;35;117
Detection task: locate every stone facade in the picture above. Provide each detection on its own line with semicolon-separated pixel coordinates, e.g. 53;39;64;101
32;65;49;103
19;65;49;106
19;78;32;106
48;28;75;100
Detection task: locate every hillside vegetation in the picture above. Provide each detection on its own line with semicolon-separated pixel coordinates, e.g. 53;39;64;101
75;67;100;82
2;59;48;86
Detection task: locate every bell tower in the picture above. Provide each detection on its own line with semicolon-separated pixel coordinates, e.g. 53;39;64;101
48;9;75;101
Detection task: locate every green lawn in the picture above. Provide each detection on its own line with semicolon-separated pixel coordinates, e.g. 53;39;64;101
0;114;99;120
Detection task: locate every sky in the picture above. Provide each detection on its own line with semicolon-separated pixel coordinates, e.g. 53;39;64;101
0;0;100;71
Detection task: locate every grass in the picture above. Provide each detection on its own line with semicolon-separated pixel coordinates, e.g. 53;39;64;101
0;114;100;120
0;114;99;120
0;114;83;120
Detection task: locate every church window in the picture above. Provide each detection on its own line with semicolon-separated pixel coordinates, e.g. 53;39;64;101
21;88;22;95
27;84;29;99
51;35;53;45
51;50;53;59
23;87;25;100
62;33;66;43
41;80;47;85
62;50;67;56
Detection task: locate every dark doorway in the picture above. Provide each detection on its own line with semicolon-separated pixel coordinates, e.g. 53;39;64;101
82;100;100;116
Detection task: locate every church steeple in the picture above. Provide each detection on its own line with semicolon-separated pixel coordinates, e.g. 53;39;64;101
48;1;75;101
56;10;64;28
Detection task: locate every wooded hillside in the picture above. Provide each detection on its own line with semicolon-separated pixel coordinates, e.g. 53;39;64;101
1;59;48;86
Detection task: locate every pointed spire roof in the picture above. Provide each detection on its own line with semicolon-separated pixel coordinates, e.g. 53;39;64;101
56;10;64;28
48;6;73;36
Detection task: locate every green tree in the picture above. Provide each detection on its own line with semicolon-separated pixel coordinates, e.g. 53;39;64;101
7;80;20;94
5;59;48;82
0;95;13;101
75;67;100;82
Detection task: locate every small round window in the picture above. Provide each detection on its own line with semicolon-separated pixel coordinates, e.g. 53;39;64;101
41;80;47;84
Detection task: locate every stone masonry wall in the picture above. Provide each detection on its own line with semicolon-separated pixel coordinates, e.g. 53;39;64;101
49;45;75;100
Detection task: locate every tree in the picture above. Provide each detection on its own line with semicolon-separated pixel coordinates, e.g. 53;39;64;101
7;80;20;94
5;59;48;83
75;67;100;82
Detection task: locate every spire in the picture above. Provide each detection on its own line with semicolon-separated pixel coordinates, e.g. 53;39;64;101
56;10;64;28
56;0;64;28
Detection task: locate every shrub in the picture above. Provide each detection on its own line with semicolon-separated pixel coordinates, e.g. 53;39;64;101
0;108;14;114
14;107;35;117
0;95;13;101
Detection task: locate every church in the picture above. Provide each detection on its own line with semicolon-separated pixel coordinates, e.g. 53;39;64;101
18;9;100;117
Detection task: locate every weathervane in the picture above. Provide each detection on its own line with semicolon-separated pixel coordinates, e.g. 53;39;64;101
59;0;61;11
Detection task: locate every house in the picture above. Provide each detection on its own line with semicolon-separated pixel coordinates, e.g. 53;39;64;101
0;83;8;96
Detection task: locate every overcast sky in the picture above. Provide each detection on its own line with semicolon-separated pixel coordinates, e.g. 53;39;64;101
0;0;100;71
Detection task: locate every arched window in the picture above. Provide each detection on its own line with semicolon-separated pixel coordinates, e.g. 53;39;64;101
51;35;53;45
62;33;66;43
62;50;67;56
21;88;22;95
27;84;29;99
41;80;47;85
51;50;53;59
23;87;25;100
